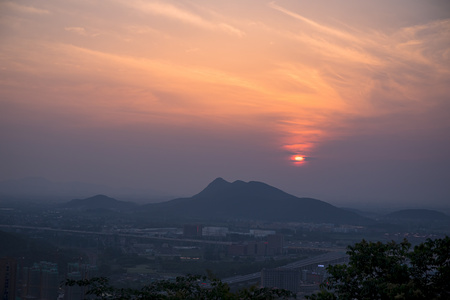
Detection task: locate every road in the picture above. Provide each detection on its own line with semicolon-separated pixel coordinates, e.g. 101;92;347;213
222;251;348;285
0;224;233;245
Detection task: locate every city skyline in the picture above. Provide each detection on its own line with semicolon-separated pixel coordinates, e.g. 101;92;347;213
1;0;449;208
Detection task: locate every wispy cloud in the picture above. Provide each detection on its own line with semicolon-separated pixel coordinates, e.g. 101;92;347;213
0;2;50;15
117;0;244;37
135;1;211;29
218;23;245;38
268;1;357;42
390;19;450;72
64;27;100;37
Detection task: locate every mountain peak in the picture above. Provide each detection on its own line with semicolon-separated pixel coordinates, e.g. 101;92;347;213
195;177;231;197
64;194;136;211
66;194;118;207
211;177;229;184
86;194;116;201
206;177;231;189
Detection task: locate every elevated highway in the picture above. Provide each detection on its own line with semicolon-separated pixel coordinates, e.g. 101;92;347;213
222;251;348;285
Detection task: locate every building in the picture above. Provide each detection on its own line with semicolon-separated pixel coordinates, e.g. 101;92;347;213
64;263;98;300
41;266;59;300
202;226;228;237
247;241;267;256
183;224;203;237
228;244;247;256
267;234;284;255
249;229;276;237
0;257;17;300
64;271;83;300
22;261;59;300
261;268;301;293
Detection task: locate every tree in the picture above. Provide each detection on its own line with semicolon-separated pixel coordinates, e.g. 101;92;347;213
307;237;450;300
65;274;296;300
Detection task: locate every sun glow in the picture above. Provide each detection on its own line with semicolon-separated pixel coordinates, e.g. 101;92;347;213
293;155;305;162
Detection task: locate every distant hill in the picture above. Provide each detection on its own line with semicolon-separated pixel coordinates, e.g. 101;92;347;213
384;209;450;221
64;194;137;211
143;178;373;225
0;177;170;203
380;209;450;231
341;207;382;219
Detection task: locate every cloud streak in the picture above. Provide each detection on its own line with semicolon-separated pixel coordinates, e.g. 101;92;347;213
65;27;100;37
0;2;50;15
117;0;245;37
268;1;358;42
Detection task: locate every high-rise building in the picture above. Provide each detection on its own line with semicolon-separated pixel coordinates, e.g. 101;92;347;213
247;241;267;256
64;271;83;300
267;234;284;255
66;263;98;279
183;224;203;237
41;267;59;300
22;261;59;300
0;257;17;300
261;268;301;293
64;263;98;300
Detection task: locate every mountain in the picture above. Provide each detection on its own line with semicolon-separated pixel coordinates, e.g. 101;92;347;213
143;178;372;225
341;207;383;219
0;177;170;203
384;209;450;221
380;209;450;231
64;194;137;211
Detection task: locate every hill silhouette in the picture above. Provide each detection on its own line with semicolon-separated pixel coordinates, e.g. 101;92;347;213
0;177;169;203
64;194;137;211
144;178;372;225
384;209;450;221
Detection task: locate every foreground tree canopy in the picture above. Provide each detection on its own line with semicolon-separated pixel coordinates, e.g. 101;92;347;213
65;274;295;300
308;236;450;300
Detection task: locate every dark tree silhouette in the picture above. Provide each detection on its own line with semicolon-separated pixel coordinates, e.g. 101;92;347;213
65;274;296;300
307;237;450;300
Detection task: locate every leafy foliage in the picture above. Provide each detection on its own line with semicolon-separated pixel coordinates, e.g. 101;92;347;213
65;274;296;300
307;237;450;300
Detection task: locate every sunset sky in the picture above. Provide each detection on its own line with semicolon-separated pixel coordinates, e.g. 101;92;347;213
1;0;449;208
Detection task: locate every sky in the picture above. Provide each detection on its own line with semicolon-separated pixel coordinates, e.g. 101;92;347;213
1;0;449;209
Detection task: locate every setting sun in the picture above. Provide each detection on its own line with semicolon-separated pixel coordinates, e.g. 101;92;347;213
293;156;305;162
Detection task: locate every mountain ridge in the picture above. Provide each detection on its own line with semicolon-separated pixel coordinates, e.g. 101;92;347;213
143;178;373;225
